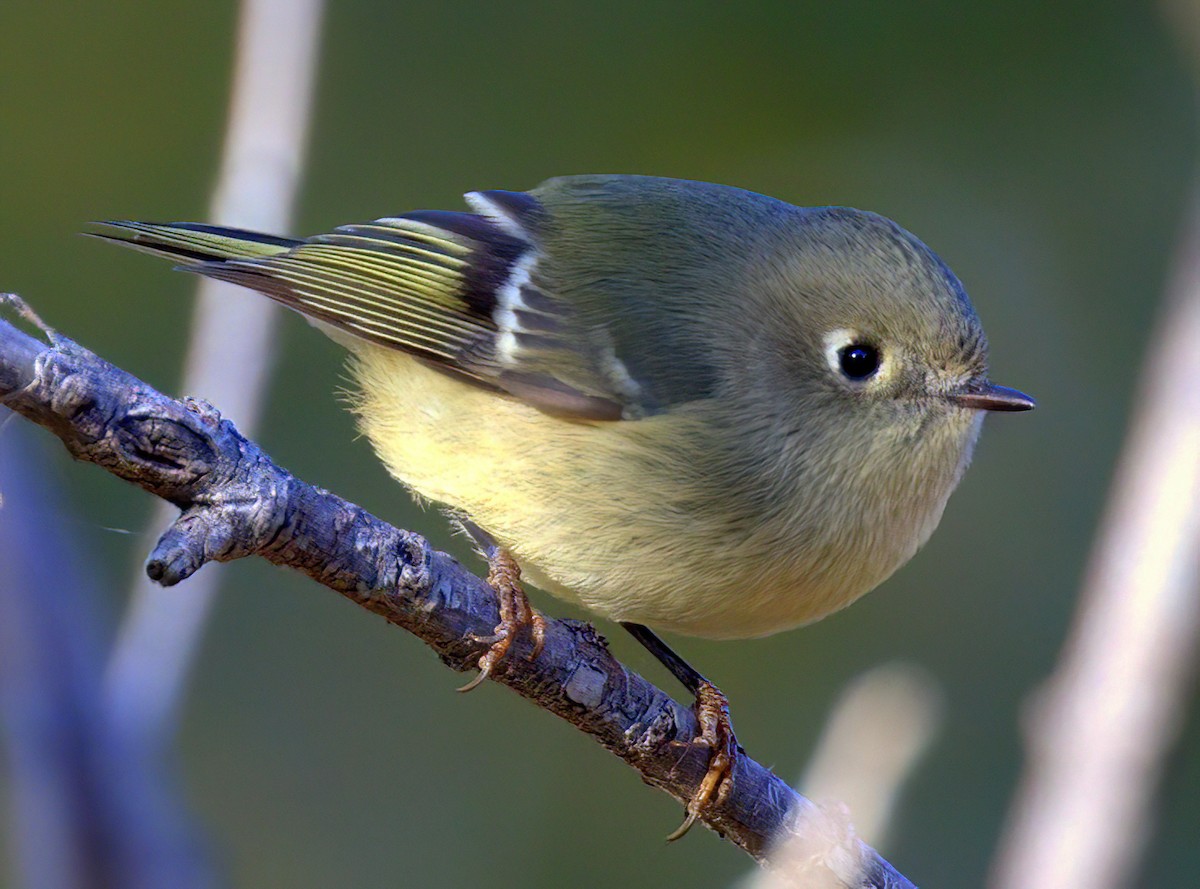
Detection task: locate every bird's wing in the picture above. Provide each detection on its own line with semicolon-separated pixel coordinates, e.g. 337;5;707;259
93;189;677;421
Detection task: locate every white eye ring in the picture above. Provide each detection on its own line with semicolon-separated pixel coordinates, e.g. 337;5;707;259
823;329;884;382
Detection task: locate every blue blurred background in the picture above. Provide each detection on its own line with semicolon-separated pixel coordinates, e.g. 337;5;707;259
1;2;1196;886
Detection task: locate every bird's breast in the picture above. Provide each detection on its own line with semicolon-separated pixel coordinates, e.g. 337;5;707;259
348;346;977;639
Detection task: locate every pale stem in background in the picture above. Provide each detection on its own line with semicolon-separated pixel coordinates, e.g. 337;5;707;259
800;664;943;851
987;174;1200;888
741;664;943;889
103;0;324;744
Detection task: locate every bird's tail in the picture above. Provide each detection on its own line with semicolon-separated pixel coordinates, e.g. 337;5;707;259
88;221;301;266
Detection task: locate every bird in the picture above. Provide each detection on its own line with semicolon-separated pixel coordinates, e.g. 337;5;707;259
92;174;1035;837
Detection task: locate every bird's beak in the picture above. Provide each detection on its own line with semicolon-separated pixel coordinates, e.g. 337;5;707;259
948;382;1036;412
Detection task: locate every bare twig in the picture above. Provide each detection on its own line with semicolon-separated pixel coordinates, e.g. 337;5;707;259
987;154;1200;889
741;665;942;889
800;664;943;851
104;0;325;747
0;304;917;889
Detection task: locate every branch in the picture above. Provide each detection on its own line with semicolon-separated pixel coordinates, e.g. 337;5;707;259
0;299;916;889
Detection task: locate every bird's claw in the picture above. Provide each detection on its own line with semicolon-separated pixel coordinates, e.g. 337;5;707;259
667;679;737;841
457;548;546;692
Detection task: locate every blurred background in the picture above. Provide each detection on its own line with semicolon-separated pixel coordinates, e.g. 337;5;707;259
0;2;1196;887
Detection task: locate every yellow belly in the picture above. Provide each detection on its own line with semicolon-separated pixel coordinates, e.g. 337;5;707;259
348;345;948;638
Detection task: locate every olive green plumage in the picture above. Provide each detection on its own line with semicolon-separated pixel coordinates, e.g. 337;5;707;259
93;175;1031;638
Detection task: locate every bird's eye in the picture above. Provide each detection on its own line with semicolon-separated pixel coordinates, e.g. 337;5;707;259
837;343;881;381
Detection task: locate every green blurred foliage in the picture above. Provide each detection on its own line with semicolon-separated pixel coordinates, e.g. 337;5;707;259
1;1;1197;887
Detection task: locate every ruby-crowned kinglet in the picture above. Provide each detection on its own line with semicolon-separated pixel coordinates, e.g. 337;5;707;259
95;174;1034;834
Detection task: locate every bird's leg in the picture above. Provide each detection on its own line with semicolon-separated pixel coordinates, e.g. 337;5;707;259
621;622;737;840
456;519;547;693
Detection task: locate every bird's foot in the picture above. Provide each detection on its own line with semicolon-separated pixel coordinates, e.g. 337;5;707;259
457;548;547;692
667;679;737;841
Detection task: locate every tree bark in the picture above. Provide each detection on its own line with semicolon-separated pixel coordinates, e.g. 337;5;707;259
0;300;916;889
